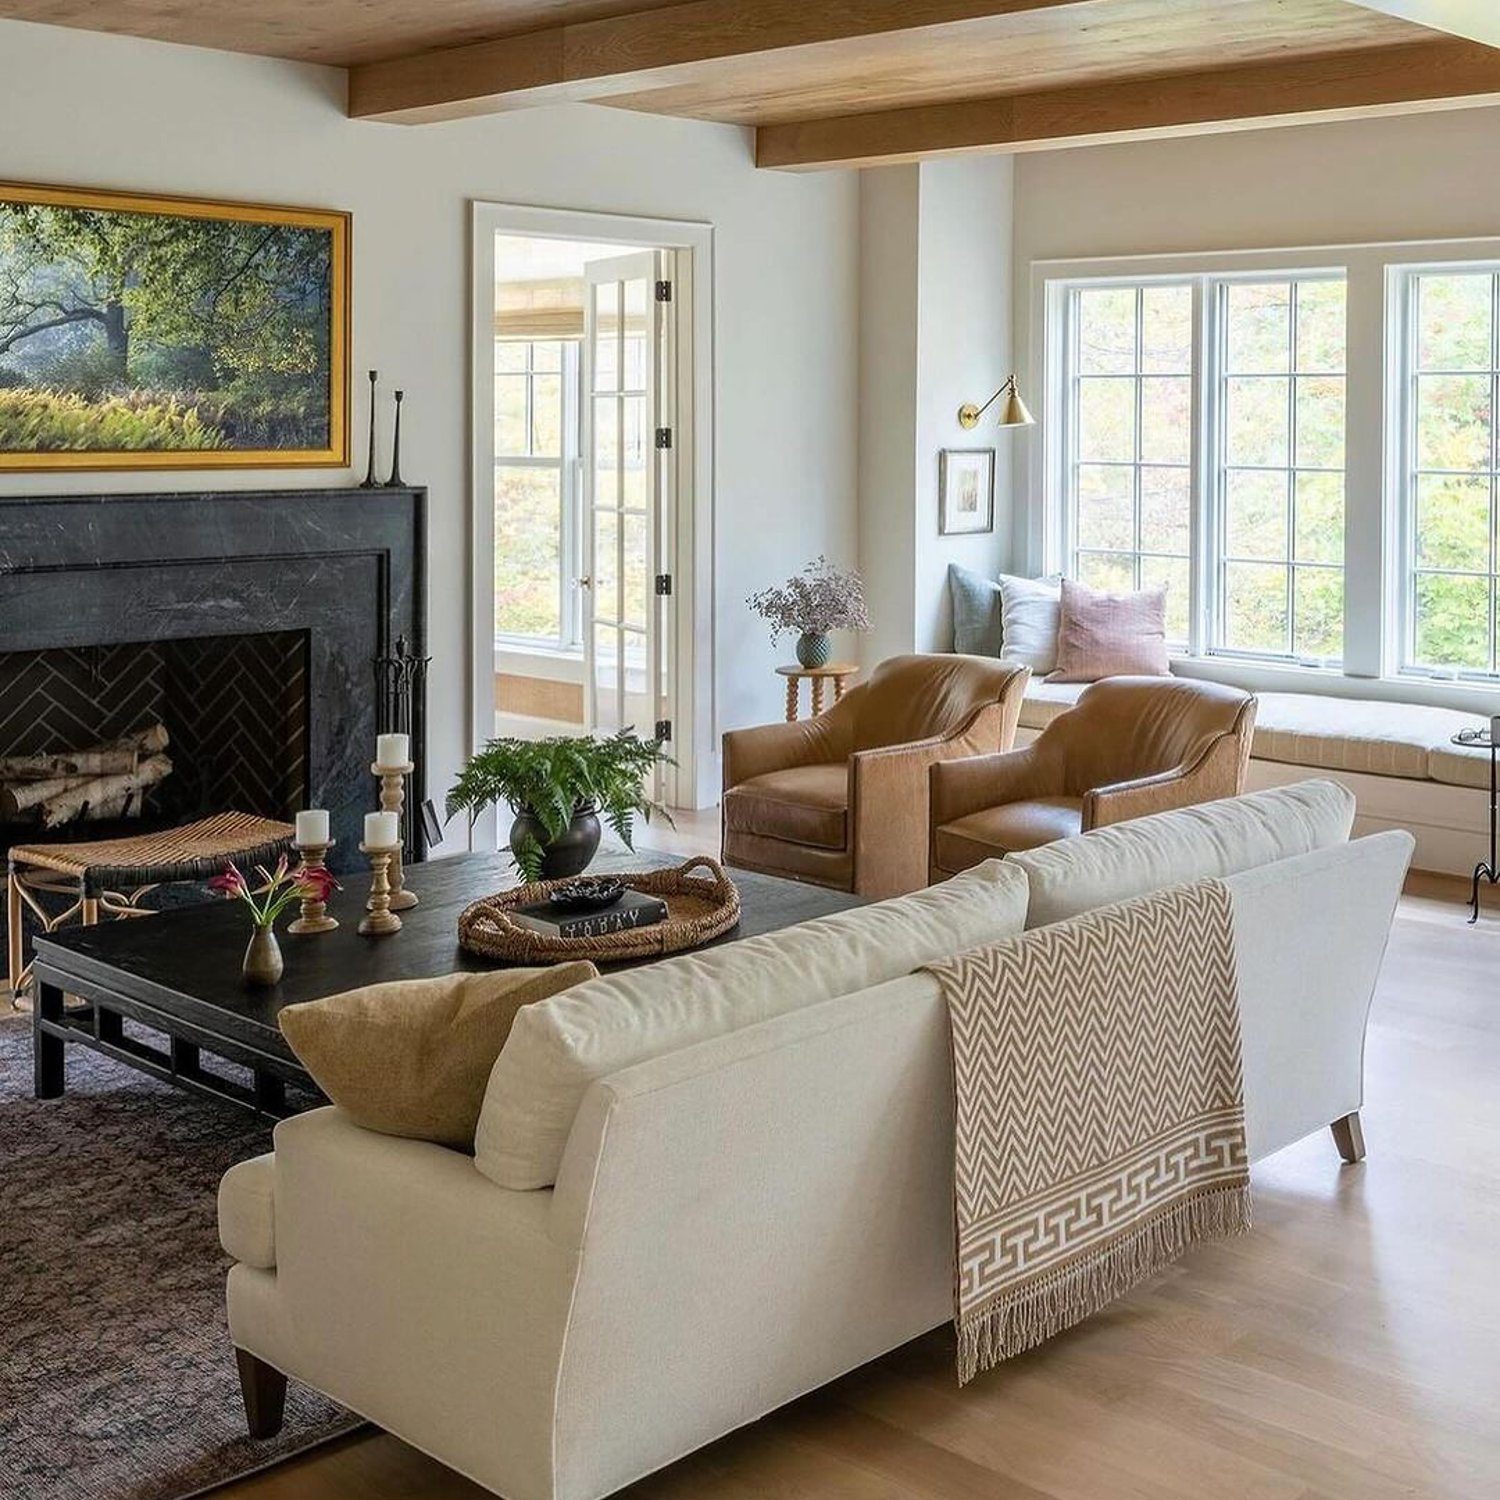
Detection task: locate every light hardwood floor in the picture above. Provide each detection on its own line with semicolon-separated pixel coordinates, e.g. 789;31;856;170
223;859;1500;1500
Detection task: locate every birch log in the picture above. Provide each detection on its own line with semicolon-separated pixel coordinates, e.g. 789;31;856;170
36;755;174;828
0;723;169;782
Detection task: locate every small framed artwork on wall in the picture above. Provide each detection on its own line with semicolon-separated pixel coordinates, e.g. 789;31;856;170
938;448;995;535
0;180;349;471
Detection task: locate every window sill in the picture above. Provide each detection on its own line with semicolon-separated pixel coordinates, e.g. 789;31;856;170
1168;654;1500;714
495;641;585;683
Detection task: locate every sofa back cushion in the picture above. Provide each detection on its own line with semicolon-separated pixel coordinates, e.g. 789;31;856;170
475;858;1030;1190
1009;779;1356;929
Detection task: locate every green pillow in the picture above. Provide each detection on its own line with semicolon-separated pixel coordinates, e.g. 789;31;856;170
949;563;1004;656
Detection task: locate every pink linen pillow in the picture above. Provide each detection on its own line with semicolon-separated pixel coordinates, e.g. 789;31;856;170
1047;578;1171;682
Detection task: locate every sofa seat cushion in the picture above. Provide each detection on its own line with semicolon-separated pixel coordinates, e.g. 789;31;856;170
723;764;848;850
935;798;1084;872
1018;680;1085;732
475;859;1031;1190
1251;691;1482;780
1009;779;1356;929
218;1153;276;1269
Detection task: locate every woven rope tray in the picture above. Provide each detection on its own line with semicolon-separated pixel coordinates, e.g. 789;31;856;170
457;855;741;965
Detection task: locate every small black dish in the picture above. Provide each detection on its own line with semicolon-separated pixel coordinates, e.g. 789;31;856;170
547;876;626;913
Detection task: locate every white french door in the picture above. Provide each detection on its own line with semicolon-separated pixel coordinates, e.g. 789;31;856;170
581;251;672;795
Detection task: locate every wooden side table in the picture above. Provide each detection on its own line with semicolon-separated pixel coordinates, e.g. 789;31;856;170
776;663;859;721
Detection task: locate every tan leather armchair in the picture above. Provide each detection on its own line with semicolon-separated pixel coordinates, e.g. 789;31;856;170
928;676;1256;881
722;654;1031;899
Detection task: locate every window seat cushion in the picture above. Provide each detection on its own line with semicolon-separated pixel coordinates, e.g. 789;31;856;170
1253;692;1484;784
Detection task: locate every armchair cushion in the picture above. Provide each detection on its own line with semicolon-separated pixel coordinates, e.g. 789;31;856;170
723;764;848;850
934;797;1084;874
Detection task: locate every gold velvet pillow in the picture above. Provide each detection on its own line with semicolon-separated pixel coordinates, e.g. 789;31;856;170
279;962;599;1149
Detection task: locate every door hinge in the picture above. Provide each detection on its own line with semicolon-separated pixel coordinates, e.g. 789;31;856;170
655;573;672;596
655;280;672;302
655;427;672;449
654;718;672;742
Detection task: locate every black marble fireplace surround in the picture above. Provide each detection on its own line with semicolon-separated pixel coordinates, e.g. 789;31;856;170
0;488;427;872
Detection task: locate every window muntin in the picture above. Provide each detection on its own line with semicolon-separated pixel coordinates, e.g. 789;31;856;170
1067;282;1193;645
1215;277;1347;665
494;338;581;648
1404;270;1500;675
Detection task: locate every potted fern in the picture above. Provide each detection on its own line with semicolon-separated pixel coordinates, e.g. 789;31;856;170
446;729;673;882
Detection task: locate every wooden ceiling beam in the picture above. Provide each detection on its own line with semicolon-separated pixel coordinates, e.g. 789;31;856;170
755;36;1500;169
1336;1;1500;48
347;0;1091;123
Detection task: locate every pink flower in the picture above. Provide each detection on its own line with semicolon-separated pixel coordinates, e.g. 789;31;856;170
294;864;341;904
209;863;248;899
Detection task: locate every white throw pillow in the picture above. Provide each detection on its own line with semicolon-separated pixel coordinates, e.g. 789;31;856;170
997;573;1062;673
1009;780;1357;929
474;860;1030;1190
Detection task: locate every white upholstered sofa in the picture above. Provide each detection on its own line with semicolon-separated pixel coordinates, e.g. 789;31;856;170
219;782;1411;1500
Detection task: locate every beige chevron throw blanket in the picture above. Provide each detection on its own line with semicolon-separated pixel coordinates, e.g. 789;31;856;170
925;879;1252;1384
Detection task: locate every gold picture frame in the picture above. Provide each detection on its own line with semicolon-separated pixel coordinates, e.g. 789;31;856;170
0;181;350;471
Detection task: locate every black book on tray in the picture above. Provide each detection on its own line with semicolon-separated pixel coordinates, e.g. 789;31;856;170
509;889;668;940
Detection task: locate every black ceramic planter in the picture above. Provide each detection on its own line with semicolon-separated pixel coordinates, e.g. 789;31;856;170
509;803;602;880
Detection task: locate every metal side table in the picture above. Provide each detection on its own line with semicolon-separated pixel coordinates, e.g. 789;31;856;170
1454;729;1498;924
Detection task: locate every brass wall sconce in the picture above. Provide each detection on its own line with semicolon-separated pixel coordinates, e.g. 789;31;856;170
958;373;1034;430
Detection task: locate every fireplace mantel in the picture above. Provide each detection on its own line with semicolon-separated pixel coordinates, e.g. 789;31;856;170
0;488;427;867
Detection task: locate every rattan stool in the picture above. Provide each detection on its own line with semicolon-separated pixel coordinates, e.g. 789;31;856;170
6;811;296;1007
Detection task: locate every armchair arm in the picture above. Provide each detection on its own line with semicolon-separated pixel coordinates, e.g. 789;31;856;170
849;695;1024;899
721;690;857;790
928;743;1059;830
1083;725;1249;830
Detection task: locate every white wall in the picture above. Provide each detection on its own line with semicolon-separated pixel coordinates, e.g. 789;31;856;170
857;156;1015;665
913;156;1015;652
856;166;921;669
0;18;859;821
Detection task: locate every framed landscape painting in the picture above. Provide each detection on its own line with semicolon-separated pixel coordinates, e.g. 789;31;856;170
0;182;349;471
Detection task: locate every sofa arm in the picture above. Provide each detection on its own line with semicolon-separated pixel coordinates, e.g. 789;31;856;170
1084;728;1247;830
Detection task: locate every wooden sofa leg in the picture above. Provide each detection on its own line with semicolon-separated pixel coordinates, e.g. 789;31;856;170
235;1347;287;1438
1330;1111;1366;1164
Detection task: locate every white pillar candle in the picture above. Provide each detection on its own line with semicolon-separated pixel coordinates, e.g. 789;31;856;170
364;811;399;847
295;809;330;845
376;732;410;767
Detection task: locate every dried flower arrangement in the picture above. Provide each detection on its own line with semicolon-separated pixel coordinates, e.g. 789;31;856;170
747;556;872;644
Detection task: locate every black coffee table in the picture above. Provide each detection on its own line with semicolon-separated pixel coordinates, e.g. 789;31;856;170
30;850;864;1117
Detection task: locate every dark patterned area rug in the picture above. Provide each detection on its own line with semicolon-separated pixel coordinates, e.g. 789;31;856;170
0;1015;360;1499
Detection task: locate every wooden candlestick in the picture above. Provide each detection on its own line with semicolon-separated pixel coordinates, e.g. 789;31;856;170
371;760;418;912
288;840;337;935
358;843;403;936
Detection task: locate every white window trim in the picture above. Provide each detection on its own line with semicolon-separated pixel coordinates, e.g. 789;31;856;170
471;201;718;816
494;338;584;656
1388;259;1500;685
1024;236;1500;717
